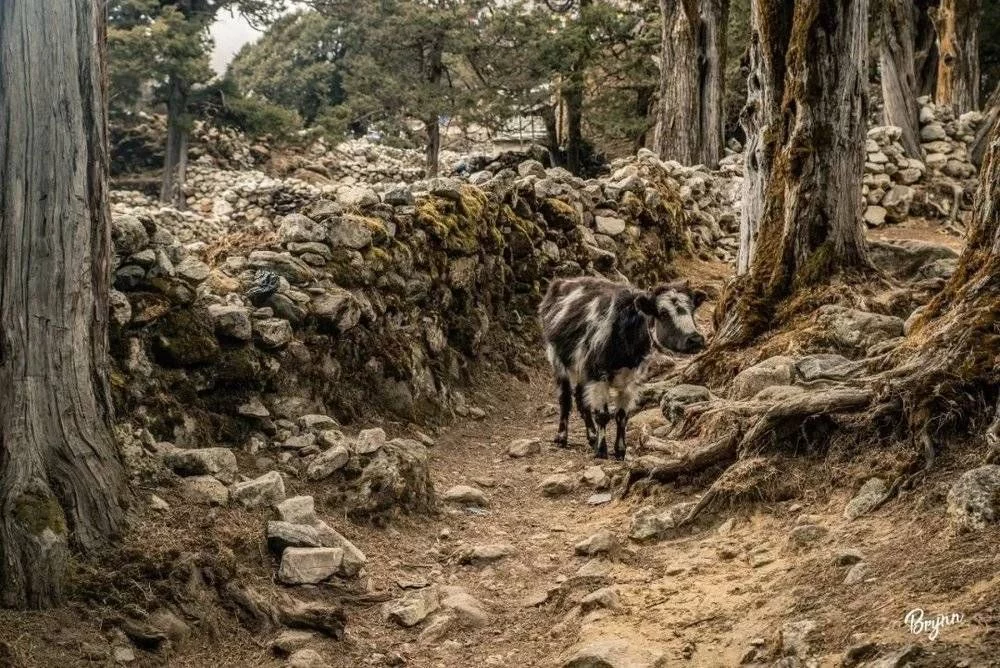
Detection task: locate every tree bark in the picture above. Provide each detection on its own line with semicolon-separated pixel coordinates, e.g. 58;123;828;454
892;112;1000;421
562;81;585;173
970;81;1000;167
0;0;129;608
655;0;729;168
424;34;445;178
722;0;873;345
879;0;923;158
425;115;441;178
914;0;940;96
700;0;730;167
160;75;190;209
932;0;982;113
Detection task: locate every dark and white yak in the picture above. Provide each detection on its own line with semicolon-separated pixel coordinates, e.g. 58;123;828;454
539;277;707;459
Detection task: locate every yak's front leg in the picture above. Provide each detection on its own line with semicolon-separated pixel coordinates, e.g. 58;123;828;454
584;381;612;459
575;383;598;449
554;377;572;447
613;408;629;460
612;384;637;460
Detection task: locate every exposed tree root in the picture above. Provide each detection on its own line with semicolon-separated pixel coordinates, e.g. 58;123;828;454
625;387;874;501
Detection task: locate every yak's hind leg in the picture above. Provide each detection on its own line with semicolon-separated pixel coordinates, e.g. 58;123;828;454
574;383;598;449
554;377;572;447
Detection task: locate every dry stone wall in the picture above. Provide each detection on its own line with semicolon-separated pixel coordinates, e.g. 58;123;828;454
109;152;698;458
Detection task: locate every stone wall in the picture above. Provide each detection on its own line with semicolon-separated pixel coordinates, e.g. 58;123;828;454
863;98;985;228
108;152;698;448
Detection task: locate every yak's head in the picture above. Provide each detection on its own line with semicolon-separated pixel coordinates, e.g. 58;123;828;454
634;281;707;354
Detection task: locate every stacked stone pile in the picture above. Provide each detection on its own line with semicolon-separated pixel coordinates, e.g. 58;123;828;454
108;151;695;460
863;98;984;228
110;150;735;269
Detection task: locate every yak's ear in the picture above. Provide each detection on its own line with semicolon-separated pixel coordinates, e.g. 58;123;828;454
691;289;708;308
634;293;657;316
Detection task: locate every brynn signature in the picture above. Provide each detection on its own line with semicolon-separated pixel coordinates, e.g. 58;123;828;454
904;608;963;640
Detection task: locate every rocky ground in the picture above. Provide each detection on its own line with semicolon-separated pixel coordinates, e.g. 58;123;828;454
0;116;997;667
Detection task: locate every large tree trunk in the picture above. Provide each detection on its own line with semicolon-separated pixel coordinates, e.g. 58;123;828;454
160;75;190;209
0;0;129;608
879;0;923;158
969;81;1000;167
932;0;982;113
424;34;445;178
700;0;729;167
563;78;585;173
721;0;872;346
655;0;729;168
425;115;441;178
891;111;1000;428
915;0;941;96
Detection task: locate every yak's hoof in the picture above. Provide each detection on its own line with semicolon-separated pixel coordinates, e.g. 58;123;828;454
612;450;626;461
553;433;569;448
594;448;609;460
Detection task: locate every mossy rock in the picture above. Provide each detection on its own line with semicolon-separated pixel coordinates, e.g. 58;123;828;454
538;197;581;230
214;345;264;384
151;309;220;367
415;188;500;255
618;191;644;219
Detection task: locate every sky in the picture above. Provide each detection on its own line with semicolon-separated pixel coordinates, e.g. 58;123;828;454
209;3;306;75
209;10;260;74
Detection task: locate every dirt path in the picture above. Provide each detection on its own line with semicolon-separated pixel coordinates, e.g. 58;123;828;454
328;370;1000;668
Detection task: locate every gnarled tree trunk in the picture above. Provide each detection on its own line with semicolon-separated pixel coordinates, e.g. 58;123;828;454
932;0;982;113
655;0;729;168
160;75;190;209
721;0;872;346
889;109;1000;433
970;81;1000;167
879;0;923;158
0;0;129;608
915;0;941;96
424;33;445;178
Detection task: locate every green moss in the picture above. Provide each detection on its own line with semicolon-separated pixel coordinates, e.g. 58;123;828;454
152;310;220;367
537;197;581;230
14;492;66;536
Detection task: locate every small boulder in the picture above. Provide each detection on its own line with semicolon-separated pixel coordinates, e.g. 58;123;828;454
581;465;609;490
457;543;515;564
580;587;620;613
508;438;542;458
313;521;367;576
946;465;1000;532
574;530;618;556
789;523;829;547
277;547;344;585
267;521;322;554
230;471;285;508
540;473;576;497
163;447;238;484
298;414;338;431
287;648;329;668
306;445;350;481
383;587;440;627
254;318;293;349
277;495;317;525
442;485;489;506
561;638;666;668
843;478;889;520
355;427;386;454
439;586;490;627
